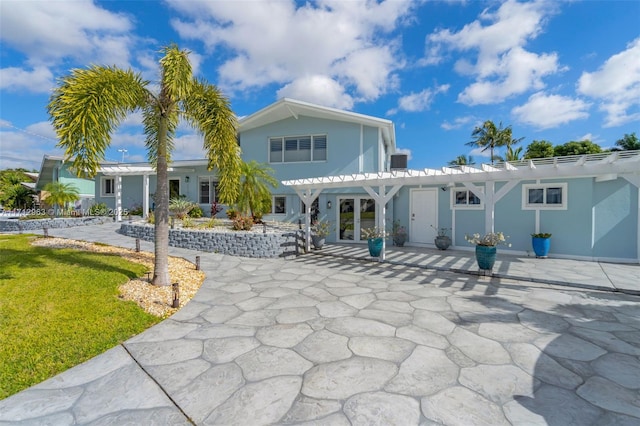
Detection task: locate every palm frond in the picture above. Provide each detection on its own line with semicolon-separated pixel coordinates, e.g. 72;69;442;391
159;44;193;103
47;66;149;177
183;79;241;204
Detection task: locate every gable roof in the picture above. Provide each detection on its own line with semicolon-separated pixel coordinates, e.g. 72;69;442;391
239;98;396;152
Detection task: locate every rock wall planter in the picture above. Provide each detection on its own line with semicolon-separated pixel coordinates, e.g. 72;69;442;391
475;245;497;270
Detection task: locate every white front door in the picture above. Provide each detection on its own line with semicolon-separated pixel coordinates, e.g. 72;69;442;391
410;189;438;244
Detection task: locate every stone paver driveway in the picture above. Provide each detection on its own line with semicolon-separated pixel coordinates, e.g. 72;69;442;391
2;248;639;425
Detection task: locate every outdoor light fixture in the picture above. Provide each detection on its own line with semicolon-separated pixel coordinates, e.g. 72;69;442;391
185;176;190;182
327;201;332;209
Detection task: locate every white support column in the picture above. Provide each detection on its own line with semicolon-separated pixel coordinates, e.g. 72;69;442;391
485;181;495;234
363;184;402;262
142;174;150;219
622;175;640;264
295;188;323;252
115;175;122;222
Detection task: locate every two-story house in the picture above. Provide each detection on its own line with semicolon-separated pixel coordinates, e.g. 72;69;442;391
88;98;639;263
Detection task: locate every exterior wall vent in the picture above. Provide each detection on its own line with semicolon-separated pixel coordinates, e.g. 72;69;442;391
390;154;408;170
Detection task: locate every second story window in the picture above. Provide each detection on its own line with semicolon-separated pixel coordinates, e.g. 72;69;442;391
270;135;327;163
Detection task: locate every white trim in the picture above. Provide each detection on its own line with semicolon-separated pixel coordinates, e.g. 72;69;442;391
272;195;286;215
451;186;484;210
359;124;364;173
100;177;115;197
522;183;568;210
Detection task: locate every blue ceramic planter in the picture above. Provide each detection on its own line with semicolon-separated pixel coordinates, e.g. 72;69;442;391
475;245;497;270
368;237;383;257
532;237;551;258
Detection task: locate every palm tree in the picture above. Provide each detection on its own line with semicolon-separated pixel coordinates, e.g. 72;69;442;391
467;120;522;164
43;182;79;215
236;160;278;219
48;45;241;286
448;155;475;166
495;145;524;162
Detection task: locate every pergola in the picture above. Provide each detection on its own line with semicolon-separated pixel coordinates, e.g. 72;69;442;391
98;165;174;221
283;151;640;262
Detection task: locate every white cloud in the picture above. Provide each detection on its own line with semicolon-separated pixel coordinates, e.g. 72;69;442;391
441;115;475;130
387;84;449;115
277;75;354;109
168;0;415;105
0;0;133;66
577;37;640;127
0;66;54;93
512;92;590;129
425;0;563;105
0;122;62;170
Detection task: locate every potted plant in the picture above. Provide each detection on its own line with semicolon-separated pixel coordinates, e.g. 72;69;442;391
391;220;408;247
361;227;389;257
432;225;452;250
310;220;331;249
531;233;552;258
465;232;511;271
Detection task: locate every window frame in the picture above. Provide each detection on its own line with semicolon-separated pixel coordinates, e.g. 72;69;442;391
101;177;115;197
451;188;484;210
271;196;286;215
522;183;568;210
198;176;220;204
269;134;327;164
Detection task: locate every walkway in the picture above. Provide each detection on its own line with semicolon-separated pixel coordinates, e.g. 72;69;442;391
1;223;639;425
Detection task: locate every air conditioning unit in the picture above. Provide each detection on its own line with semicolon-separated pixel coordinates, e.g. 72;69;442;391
390;154;408;170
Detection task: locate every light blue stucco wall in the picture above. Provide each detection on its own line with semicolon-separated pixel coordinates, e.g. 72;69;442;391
239;115;382;188
392;177;638;261
58;164;94;196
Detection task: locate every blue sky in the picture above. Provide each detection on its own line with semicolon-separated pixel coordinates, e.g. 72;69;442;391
1;0;639;171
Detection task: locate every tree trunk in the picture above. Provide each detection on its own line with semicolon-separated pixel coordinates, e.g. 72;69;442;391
152;116;171;287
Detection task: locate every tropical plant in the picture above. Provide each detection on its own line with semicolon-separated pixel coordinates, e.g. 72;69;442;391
524;140;554;159
188;205;203;218
48;44;241;286
232;215;254;231
467;120;523;164
311;220;332;238
496;145;523;162
465;232;511;247
42;182;80;215
88;202;108;216
531;233;552;238
448;155;475;166
392;220;408;237
361;227;389;240
613;132;640;151
431;225;450;237
236;160;278;220
169;197;196;220
181;216;196;228
0;169;35;209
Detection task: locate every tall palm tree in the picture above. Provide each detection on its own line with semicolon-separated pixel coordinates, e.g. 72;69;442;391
466;120;521;164
495;145;524;162
43;182;79;215
48;45;241;286
448;155;475;166
236;160;278;218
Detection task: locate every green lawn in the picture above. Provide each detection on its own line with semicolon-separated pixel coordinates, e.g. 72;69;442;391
0;234;161;399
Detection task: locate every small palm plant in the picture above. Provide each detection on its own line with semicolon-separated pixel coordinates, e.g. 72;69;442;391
43;182;80;216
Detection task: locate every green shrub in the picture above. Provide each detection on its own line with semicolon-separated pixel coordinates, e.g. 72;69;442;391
226;208;239;220
89;202;108;216
189;205;203;218
201;218;217;229
169;197;195;219
232;215;254;231
181;217;196;228
128;204;143;216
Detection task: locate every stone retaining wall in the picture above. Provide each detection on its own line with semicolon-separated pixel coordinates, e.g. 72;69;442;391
119;223;304;258
0;216;112;232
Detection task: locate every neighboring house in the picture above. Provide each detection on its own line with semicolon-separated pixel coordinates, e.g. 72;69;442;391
35;155;95;210
89;98;639;264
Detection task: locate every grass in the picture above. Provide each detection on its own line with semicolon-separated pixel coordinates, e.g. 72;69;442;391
0;234;161;399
